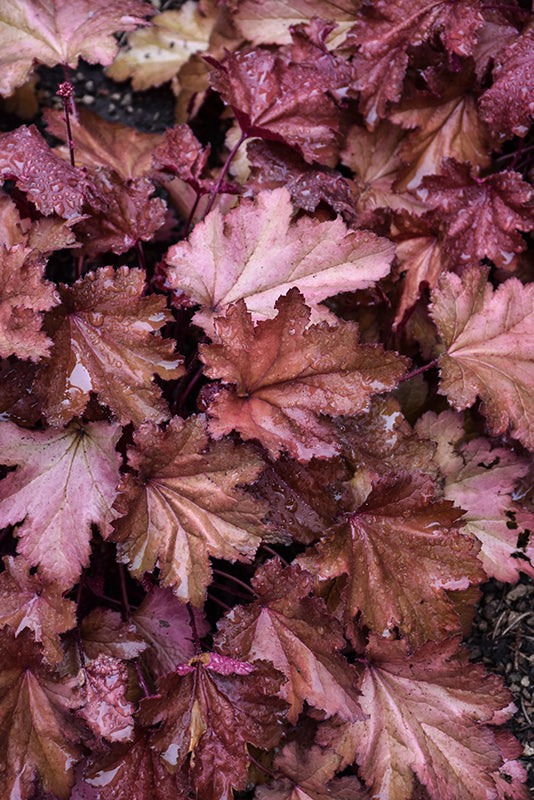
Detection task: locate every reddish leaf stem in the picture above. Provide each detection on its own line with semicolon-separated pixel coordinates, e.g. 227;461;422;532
136;239;146;272
134;661;150;697
187;601;201;655
400;358;439;382
176;363;204;414
118;562;131;621
261;544;289;567
183;191;201;237
247;750;280;781
207;592;232;612
203;130;248;217
212;568;257;597
57;78;76;168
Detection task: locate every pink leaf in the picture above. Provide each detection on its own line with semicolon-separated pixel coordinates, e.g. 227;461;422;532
0;420;121;589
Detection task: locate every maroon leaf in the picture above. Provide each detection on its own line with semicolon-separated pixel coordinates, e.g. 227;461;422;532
35;266;184;426
347;0;485;126
0;628;84;800
111;415;267;606
479;23;534;143
208;24;353;166
215;559;363;723
419;159;534;270
431;265;534;450
78;655;135;743
302;472;484;647
0;554;76;665
74;172;167;258
321;635;526;800
139;653;287;799
0;126;93;218
246;139;355;220
200;290;408;461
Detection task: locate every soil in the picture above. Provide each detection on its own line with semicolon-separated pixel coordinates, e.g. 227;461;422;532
11;56;534;795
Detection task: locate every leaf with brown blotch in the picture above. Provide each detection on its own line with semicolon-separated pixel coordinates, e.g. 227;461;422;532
208;30;351;167
200;290;408;461
318;635;526;800
85;731;190;800
479;23;534;144
347;0;485;126
34;266;184;426
163;188;394;334
418;159;534;271
111;415;267;607
44;107;163;180
416;410;534;582
0;420;121;589
74;172;167;258
256;740;369;800
431;266;534;450
80;608;148;662
0;126;93;218
132;585;209;679
0;0;154;97
301;472;484;647
214;558;363;724
0;628;84;800
138;652;287;800
106;2;215;91
78;655;135;743
0;554;76;665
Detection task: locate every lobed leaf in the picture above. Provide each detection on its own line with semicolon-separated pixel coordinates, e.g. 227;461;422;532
0;0;154;96
112;415;267;606
215;559;363;723
431;266;534;450
34;266;184;426
200;290;408;461
0;420;121;589
164;187;394;333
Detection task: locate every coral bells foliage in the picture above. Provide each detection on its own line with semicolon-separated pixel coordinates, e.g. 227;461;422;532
2;2;534;800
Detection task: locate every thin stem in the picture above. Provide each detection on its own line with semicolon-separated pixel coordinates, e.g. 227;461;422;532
136;239;146;272
399;358;439;383
176;363;204;414
134;661;151;697
183;191;201;238
212;568;257;597
57;79;76;167
187;601;201;655
261;544;289;567
210;581;253;601
75;254;84;280
118;562;131;621
203;130;248;217
207;592;232;612
247;750;279;781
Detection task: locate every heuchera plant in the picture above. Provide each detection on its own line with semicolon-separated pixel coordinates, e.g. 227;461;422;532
0;0;533;798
